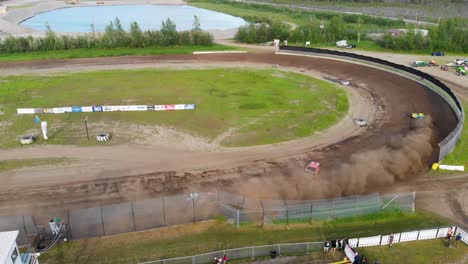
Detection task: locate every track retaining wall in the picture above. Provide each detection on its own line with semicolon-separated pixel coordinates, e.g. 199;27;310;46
278;46;464;162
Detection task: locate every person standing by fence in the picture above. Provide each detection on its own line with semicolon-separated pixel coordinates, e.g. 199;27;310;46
389;233;394;248
446;227;454;247
455;233;462;248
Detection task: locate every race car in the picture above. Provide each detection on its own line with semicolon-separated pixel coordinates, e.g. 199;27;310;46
305;161;320;174
410;113;425;119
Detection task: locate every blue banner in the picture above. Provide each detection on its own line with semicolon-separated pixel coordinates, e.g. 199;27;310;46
184;104;196;110
72;106;82;112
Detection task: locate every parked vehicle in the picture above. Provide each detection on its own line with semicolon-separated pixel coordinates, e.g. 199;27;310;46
411;61;427;67
431;51;445;56
410;113;425;119
305;161;320;174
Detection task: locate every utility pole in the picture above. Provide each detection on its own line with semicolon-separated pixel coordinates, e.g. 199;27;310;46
84;116;89;141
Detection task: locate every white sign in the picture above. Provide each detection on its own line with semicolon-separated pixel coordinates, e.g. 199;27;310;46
41;121;48;140
439;165;464;171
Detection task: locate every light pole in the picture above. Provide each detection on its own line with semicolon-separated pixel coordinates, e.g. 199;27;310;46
84;116;89;141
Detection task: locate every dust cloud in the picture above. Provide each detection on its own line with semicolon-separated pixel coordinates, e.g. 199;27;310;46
232;117;434;200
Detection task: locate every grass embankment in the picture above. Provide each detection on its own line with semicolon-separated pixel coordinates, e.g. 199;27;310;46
0;158;69;172
429;101;468;177
0;68;348;148
0;45;241;62
41;210;450;264
358;239;468;264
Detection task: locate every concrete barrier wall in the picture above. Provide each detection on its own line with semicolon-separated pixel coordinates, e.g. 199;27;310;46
278;46;464;162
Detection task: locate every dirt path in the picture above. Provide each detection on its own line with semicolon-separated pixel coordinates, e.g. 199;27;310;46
0;52;459;218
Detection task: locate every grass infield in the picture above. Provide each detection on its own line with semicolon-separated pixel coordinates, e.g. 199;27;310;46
0;68;348;148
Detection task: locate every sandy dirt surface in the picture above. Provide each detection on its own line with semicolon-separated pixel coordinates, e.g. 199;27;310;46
0;50;463;230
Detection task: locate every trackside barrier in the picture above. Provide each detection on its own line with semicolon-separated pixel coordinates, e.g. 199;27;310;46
278;46;464;162
137;226;468;264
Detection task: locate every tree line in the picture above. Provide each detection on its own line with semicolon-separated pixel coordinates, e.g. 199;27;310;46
235;15;362;44
0;17;214;54
235;17;468;53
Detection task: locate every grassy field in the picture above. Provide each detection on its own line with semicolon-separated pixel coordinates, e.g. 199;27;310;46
40;210;450;264
437;101;468;167
0;68;348;148
240;0;468;22
357;239;468;264
0;158;69;172
0;45;241;62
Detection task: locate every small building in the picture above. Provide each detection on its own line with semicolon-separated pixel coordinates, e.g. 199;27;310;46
0;231;39;264
0;231;21;264
0;6;7;15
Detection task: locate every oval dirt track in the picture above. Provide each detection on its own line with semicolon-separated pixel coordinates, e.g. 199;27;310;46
0;51;458;212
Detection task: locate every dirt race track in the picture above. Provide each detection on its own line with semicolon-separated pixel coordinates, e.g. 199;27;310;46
0;49;466;226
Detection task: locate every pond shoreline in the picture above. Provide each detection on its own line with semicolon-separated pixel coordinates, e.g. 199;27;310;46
0;0;238;39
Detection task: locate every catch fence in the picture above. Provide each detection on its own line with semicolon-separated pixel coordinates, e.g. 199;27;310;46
278;46;464;162
220;192;415;227
0;191;415;246
137;225;468;264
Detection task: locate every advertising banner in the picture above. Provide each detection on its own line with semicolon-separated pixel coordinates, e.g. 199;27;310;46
72;106;82;112
184;104;196;110
17;104;195;114
17;108;36;114
92;106;103;112
164;104;175;111
174;104;185;110
154;105;165;111
82;106;93;113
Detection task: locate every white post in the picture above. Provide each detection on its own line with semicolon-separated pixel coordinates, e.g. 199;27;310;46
41;121;48;140
236;210;240;229
412;192;416;212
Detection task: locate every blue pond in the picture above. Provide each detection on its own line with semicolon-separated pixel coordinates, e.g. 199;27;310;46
20;5;246;33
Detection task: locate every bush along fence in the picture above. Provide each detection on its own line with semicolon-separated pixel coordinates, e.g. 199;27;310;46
0;17;214;54
137;226;468;264
277;46;464;162
0;192;413;246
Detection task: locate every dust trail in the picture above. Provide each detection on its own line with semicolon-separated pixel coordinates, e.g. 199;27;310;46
233;117;434;200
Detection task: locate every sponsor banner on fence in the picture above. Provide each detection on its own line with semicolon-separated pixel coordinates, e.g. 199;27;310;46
154;105;165;111
53;107;72;114
17;108;35;114
439;164;464;171
72;106;82;113
185;104;196;110
18;104;196;114
164;104;175;111
82;106;93;113
174;104;185;110
92;106;103;112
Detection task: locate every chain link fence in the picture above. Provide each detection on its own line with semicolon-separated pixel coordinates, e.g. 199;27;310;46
219;192;415;227
0;191;415;246
138;225;468;264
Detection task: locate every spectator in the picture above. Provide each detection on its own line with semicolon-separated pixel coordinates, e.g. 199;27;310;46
361;256;367;264
331;239;337;252
213;257;218;264
455;233;462;248
49;219;59;235
389;233;394;248
324;241;330;252
353;252;360;264
374;261;380;264
337;239;342;251
446;227;454;247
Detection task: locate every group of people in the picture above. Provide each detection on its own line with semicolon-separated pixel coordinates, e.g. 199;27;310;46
213;255;227;264
445;227;463;247
323;237;349;253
